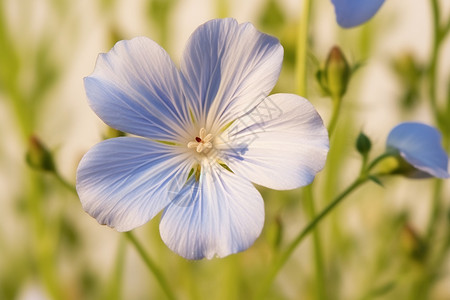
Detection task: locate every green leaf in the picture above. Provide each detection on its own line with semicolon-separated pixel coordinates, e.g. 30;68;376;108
369;175;384;187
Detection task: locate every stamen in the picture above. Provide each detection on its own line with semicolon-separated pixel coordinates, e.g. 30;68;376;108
199;128;206;139
203;134;213;143
187;142;198;149
187;128;213;153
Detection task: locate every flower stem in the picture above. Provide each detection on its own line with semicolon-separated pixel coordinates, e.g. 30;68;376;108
424;0;449;265
295;0;311;96
428;0;441;125
257;176;368;298
327;95;343;138
28;171;64;300
295;1;327;297
216;0;228;18
54;170;77;195
124;231;175;300
304;185;327;300
104;236;126;300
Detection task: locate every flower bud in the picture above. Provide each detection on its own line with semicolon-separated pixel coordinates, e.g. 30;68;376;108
26;135;55;172
325;46;350;99
391;52;423;109
356;132;371;156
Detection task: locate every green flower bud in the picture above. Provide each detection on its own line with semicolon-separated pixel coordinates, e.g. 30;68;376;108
356;132;372;156
325;46;350;99
26;135;55;172
391;52;423;109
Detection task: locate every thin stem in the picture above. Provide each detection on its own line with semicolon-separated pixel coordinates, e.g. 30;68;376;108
295;0;311;96
295;1;326;297
54;170;77;195
366;151;397;173
304;185;327;300
216;0;228;18
428;0;440;121
28;171;64;300
425;180;443;242
125;231;175;300
327;95;342;138
104;236;126;300
424;0;448;264
442;18;450;38
257;176;368;299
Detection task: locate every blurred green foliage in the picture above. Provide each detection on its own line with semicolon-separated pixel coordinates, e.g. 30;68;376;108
0;0;449;299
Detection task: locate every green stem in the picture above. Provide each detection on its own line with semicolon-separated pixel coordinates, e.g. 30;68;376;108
366;151;397;173
257;176;369;299
50;172;175;299
28;171;64;300
54;170;77;195
425;180;443;242
295;1;326;297
442;18;450;38
304;185;327;300
424;0;448;259
327;95;342;138
295;0;311;96
428;0;440;123
216;0;228;18
124;232;175;300
104;236;126;300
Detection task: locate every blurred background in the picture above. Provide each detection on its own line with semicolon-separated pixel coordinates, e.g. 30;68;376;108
0;0;449;299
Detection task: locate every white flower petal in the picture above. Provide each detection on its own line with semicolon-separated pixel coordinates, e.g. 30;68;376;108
84;37;191;142
217;93;329;190
181;18;283;131
76;137;193;232
331;0;385;28
159;162;264;260
386;122;449;178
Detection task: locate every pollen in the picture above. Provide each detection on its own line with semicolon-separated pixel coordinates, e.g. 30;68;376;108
187;128;213;153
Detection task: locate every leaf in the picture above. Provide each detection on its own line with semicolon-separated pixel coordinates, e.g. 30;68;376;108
369;175;384;187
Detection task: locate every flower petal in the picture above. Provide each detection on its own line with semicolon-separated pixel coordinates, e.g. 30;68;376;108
181;18;283;131
159;162;264;259
76;137;193;232
216;93;329;190
386;122;449;178
331;0;385;28
84;37;191;142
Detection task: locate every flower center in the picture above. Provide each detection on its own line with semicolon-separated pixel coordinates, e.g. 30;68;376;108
187;128;213;153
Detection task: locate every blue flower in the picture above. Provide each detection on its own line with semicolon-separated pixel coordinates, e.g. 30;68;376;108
386;122;449;179
331;0;385;28
77;19;329;259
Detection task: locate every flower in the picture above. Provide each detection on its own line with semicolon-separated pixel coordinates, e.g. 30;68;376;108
77;18;329;259
331;0;385;28
386;122;449;179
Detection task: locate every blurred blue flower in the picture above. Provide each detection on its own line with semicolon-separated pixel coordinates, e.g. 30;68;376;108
77;18;329;259
386;122;449;179
331;0;385;28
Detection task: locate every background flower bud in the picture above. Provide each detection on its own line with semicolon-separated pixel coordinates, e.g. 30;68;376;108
391;52;423;110
25;135;55;172
325;46;350;99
